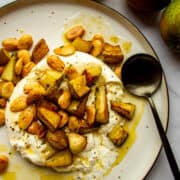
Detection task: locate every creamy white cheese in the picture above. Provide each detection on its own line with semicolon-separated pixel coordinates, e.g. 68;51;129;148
5;52;124;176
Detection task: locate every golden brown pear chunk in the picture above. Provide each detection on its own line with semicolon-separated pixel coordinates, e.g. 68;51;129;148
95;85;109;124
39;69;63;95
46;130;68;150
69;75;90;99
0;48;10;65
1;54;16;82
102;43;124;64
31;39;49;63
107;124;128;146
37;107;60;132
67;132;87;154
46;150;73;167
111;100;136;120
82;64;102;85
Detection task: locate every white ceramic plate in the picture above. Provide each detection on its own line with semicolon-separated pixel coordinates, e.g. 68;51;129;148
0;0;169;180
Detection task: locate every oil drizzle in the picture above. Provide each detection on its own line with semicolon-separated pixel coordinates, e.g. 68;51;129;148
103;94;145;177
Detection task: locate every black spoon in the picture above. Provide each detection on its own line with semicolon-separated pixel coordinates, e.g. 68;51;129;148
121;53;180;179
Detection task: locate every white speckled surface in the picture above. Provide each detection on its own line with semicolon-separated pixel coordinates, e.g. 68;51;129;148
0;0;179;179
100;0;180;180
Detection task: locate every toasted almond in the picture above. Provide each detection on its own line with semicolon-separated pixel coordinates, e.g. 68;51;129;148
53;44;75;56
47;55;65;71
0;155;8;173
65;25;85;41
0;109;5;126
22;61;35;77
15;58;23;75
2;38;18;51
17;34;33;50
10;95;27;112
91;39;103;57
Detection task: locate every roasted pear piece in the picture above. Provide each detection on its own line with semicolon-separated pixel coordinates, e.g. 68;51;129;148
0;48;10;65
82;64;102;86
27;120;46;138
38;99;58;112
86;105;96;127
68;116;80;132
64;65;80;80
107;124;128;146
37;107;60;132
31;38;49;64
72;37;92;53
39;69;63;95
25;82;46;105
69;75;90;99
111;100;136;120
95;85;109;124
101;43;124;64
67;132;87;154
58;110;69;128
46;150;73;167
1;54;16;81
67;95;88;118
46;130;68;150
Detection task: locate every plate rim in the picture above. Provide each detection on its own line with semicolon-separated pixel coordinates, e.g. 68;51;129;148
0;0;170;179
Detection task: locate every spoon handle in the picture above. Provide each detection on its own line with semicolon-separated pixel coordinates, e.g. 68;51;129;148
147;96;180;179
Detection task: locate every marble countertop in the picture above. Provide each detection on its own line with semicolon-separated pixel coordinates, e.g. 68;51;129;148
0;0;179;179
100;0;180;180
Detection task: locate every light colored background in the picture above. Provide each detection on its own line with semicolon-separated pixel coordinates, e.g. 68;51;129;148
0;0;179;179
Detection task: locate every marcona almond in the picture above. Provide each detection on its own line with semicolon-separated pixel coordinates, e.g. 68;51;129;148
22;61;35;77
47;55;65;72
17;50;31;64
0;155;8;173
2;38;18;51
0;109;5;126
10;95;27;112
65;25;85;41
53;44;75;56
91;39;103;57
17;34;33;50
15;58;23;75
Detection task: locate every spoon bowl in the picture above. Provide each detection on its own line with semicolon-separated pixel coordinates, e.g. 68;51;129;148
121;53;180;179
121;53;162;98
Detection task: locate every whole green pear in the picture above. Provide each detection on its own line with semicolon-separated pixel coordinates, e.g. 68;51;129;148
160;0;180;52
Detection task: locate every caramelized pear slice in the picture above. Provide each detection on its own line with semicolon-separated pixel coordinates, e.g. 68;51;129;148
67;132;87;154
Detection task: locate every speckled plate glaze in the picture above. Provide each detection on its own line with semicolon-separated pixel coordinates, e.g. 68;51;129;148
0;0;169;180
